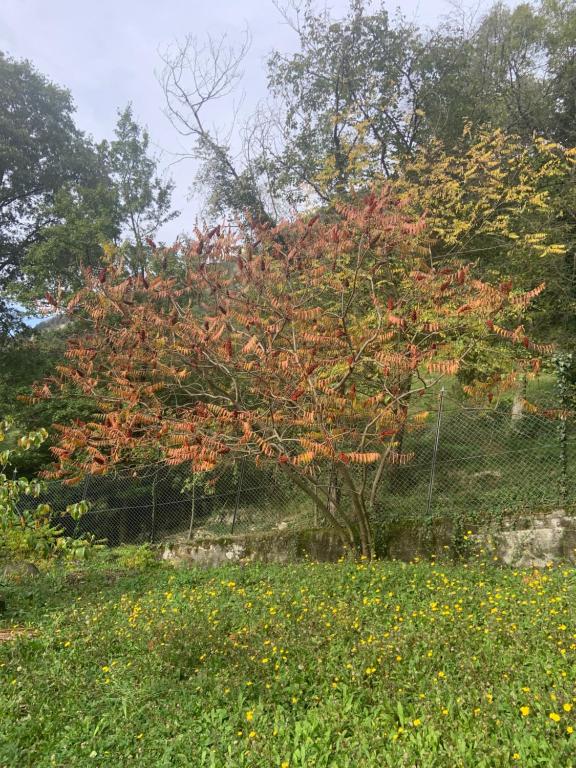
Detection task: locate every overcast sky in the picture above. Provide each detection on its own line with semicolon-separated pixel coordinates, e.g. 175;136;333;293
1;0;480;240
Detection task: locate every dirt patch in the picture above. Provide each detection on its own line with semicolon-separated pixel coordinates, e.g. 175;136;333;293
64;571;86;585
65;569;122;586
0;627;38;643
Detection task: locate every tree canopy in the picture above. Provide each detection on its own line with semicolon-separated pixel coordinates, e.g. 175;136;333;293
161;0;576;222
40;188;546;555
0;52;98;334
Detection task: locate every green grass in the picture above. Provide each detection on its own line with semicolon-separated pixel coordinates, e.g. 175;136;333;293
1;551;575;767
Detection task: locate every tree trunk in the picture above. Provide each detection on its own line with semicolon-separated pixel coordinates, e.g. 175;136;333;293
338;465;375;559
282;465;356;551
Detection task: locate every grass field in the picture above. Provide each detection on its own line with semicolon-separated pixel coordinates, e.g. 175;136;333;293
1;551;575;767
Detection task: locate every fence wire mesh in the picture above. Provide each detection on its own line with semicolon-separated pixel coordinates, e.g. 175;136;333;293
373;393;575;527
15;390;576;546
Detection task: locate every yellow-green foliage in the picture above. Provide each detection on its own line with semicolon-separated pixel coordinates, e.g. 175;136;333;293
315;127;576;339
399;129;576;263
114;544;159;571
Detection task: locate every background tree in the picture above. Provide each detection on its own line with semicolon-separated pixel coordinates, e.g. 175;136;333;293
419;2;550;146
16;106;179;308
160;3;427;220
16;146;119;305
0;52;98;338
110;104;179;274
159;29;272;224
540;0;576;146
161;0;576;223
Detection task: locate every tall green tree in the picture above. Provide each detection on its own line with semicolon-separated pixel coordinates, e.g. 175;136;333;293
17;143;119;304
540;0;576;146
1;55;179;322
0;52;96;336
110;104;179;274
13;105;179;310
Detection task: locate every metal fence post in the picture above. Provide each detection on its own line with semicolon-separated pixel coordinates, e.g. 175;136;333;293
231;460;245;534
187;477;196;541
425;387;445;518
150;469;159;543
559;415;568;507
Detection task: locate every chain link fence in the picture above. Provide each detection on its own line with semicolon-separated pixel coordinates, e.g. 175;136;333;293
18;462;318;546
373;390;575;527
15;389;576;547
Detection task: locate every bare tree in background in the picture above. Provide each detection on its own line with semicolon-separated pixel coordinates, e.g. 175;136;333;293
160;30;278;225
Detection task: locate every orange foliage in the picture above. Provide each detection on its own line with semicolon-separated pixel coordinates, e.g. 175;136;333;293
39;186;546;552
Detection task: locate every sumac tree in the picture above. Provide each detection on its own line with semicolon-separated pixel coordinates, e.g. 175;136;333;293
40;188;546;556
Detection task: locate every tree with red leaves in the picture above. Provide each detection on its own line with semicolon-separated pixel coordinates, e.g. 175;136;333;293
38;187;547;556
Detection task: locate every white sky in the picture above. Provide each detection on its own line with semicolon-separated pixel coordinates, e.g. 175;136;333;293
1;0;483;241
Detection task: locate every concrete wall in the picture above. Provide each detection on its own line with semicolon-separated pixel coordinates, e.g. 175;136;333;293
162;511;576;568
162;528;347;568
379;511;576;566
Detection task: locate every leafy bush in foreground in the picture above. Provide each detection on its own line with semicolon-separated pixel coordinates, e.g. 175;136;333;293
0;419;92;560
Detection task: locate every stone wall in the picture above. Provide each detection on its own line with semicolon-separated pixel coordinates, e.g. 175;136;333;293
162;512;576;568
379;511;576;566
162;527;347;568
482;510;576;567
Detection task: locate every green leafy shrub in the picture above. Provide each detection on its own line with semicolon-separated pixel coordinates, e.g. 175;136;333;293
0;418;94;561
114;544;159;571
